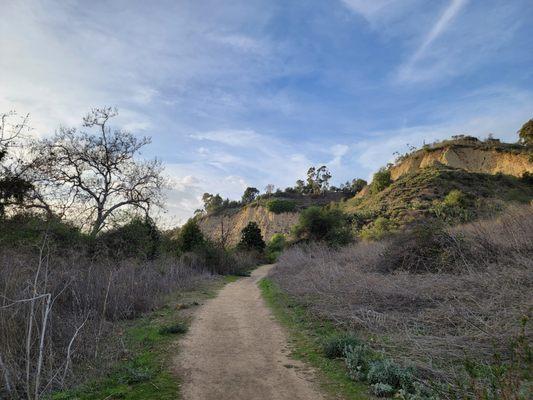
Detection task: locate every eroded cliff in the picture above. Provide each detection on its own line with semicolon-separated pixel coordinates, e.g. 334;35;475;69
390;143;532;180
197;205;299;246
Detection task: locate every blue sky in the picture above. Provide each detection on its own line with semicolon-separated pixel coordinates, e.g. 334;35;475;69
1;0;532;224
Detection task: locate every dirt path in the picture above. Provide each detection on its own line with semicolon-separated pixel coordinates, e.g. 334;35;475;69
176;264;325;400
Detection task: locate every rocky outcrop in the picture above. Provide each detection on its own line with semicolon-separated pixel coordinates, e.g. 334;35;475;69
197;205;299;246
390;146;532;181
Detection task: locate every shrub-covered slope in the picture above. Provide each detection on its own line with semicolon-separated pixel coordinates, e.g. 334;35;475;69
338;164;533;227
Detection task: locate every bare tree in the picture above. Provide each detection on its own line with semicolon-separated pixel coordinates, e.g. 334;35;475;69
0;111;33;215
264;184;275;196
28;107;165;236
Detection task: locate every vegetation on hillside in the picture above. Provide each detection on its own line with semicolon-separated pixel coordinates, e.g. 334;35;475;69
518;119;533;145
269;205;533;398
0;108;264;399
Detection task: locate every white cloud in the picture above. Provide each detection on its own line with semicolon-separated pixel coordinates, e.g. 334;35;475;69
190;129;262;147
328;144;349;167
409;0;467;65
340;0;398;21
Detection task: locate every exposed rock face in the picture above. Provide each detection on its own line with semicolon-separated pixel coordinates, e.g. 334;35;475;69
197;205;299;246
390;146;532;181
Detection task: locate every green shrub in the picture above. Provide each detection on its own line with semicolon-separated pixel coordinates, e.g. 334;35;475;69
266;199;296;214
367;359;415;392
266;233;286;262
292;206;353;246
344;343;374;381
0;213;83;249
369;168;392;194
431;190;475;224
371;383;395;397
322;334;361;359
177;219;205;253
120;366;154;384
443;189;470;207
238;221;265;252
518;119;533;145
159;322;188;335
359;217;396;240
97;217;161;259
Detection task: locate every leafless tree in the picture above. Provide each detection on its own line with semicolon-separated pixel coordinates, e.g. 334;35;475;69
0;111;30;146
27;107;165;236
264;184;275;196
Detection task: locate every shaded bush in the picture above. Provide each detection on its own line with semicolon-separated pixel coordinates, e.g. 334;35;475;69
266;199;296;214
292;206;353;246
97;217;161;259
238;221;265;252
159;322;188;335
266;233;286;263
322;333;361;359
176;219;205;253
0;213;83;249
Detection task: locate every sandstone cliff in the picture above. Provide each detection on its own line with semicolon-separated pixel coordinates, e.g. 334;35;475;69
390;143;532;181
197;205;299;246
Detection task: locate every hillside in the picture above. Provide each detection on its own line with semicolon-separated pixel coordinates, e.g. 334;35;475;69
197;204;299;246
197;137;532;244
390;137;532;180
339;164;533;226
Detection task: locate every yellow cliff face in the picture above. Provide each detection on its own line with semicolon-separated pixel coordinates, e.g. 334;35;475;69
390;147;532;181
197;205;299;246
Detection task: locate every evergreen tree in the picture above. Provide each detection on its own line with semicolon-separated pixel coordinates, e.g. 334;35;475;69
178;219;205;252
238;221;265;251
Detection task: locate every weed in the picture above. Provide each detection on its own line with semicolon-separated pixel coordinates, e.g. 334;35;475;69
158;322;188;335
322;334;361;359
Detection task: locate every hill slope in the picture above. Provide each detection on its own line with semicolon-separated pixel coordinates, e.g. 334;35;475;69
197;138;532;243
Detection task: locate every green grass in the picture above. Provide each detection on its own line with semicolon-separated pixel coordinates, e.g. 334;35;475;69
51;316;182;399
223;274;243;283
50;279;226;400
259;278;369;400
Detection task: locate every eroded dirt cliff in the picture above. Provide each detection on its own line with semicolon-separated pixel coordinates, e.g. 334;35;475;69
390;145;532;181
197;205;299;246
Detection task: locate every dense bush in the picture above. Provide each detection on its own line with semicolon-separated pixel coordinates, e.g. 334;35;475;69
369;168;392;194
292;206;353;246
176;219;205;253
96;217;161;259
266;199;296;214
344;343;374;380
322;333;361;359
518;118;533;145
359;217;396;240
266;233;286;262
431;189;475;223
367;360;415;392
238;221;265;251
0;214;84;249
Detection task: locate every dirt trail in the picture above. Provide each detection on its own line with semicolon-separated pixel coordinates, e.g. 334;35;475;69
176;264;325;400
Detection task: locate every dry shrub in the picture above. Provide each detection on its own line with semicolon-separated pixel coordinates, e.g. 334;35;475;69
0;245;211;399
270;205;533;388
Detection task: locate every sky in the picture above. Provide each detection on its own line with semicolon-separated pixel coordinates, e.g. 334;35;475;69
1;0;532;225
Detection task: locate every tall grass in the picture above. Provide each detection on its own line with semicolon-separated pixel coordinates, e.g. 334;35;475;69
270;205;532;395
0;241;211;399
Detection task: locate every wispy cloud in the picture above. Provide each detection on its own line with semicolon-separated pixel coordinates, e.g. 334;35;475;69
2;0;532;225
408;0;468;65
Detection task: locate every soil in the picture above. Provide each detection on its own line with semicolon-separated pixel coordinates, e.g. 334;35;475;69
176;264;325;400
